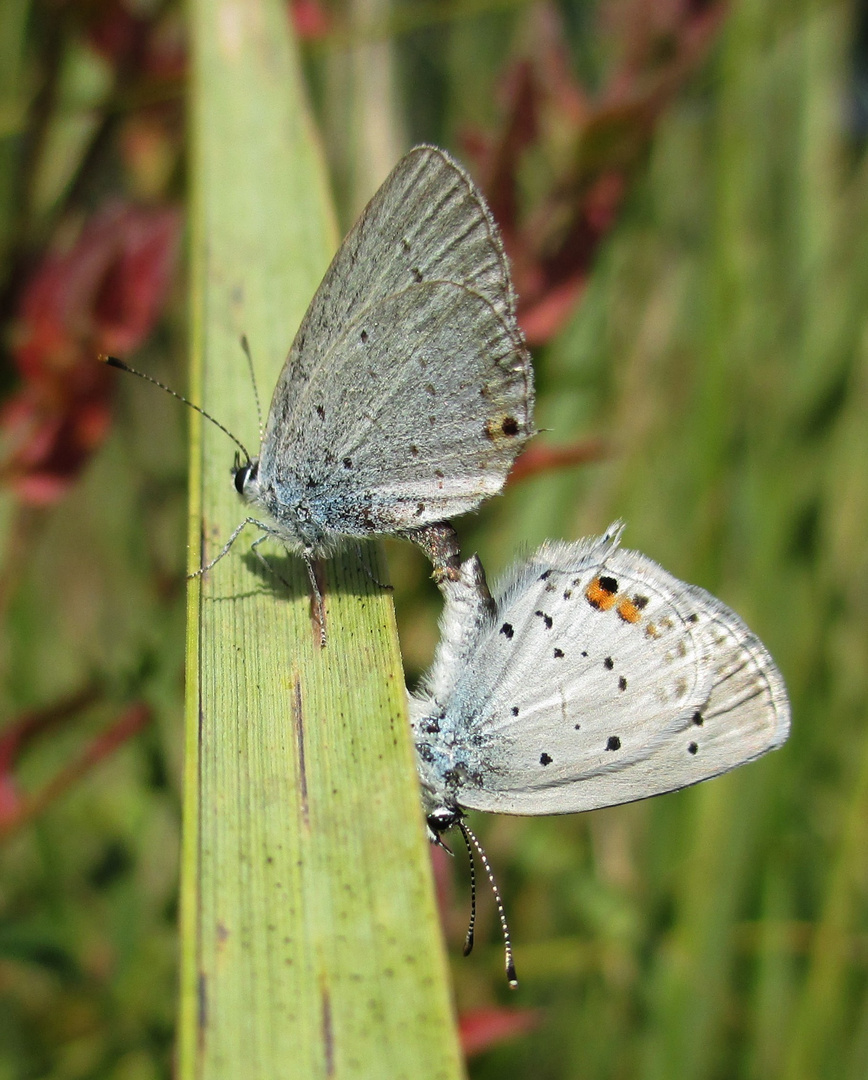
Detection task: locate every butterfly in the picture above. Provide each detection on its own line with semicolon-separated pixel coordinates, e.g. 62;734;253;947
104;146;534;632
409;523;790;983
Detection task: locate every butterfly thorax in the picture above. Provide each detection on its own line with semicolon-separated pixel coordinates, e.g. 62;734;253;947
412;701;487;828
232;455;331;554
413;714;464;842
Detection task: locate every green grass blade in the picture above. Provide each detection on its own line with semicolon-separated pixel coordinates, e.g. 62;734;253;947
178;2;465;1076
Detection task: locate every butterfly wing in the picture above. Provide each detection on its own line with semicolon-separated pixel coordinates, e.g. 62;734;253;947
257;147;533;532
265;280;531;535
432;532;790;816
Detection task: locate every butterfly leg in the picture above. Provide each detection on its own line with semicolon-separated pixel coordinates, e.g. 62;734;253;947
188;517;265;578
353;543;393;591
244;534;328;647
303;555;327;648
403;521;462;584
249;533;294;592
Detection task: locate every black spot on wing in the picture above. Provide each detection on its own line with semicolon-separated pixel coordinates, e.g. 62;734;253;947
605;736;621;751
500;623;514;639
539;753;552;766
535;610;553;629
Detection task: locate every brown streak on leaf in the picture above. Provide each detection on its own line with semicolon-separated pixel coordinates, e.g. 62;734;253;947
292;676;309;828
321;980;335;1075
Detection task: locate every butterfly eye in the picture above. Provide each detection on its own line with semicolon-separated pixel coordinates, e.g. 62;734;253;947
427;806;459;835
232;458;259;495
233;463;247;494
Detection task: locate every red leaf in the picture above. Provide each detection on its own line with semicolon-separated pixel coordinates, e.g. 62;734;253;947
2;202;180;503
508;437;607;485
459;1005;541;1057
288;0;333;40
0;701;152;836
88;205;181;354
85;0;187;80
0;775;21;823
463;0;729;345
87;1;149;65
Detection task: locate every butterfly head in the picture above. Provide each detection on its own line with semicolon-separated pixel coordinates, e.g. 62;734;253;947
425;804;461;846
232;452;260;501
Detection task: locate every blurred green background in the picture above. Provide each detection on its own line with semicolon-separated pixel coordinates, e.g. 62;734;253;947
1;0;867;1077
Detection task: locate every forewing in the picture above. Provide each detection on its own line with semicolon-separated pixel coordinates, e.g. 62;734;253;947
261;145;520;458
262;280;532;534
447;539;789;815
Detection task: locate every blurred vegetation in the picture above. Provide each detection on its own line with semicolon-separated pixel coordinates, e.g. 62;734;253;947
0;0;866;1077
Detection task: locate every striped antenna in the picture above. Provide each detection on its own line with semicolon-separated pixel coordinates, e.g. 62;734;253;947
456;823;478;957
100;354;252;463
239;335;264;446
458;819;518;989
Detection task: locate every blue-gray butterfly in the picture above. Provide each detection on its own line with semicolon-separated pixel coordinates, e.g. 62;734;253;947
106;146;529;596
409;523;790;984
104;145;534;627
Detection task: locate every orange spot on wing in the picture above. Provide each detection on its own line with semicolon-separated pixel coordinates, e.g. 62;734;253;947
586;577;617;611
617;598;642;623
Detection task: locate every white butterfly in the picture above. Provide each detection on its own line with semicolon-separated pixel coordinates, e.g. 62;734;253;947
409;523;790;982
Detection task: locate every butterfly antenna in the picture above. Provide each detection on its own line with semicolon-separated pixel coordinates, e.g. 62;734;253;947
458;820;517;988
456;821;477;956
239;335;264;446
100;355;252;463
